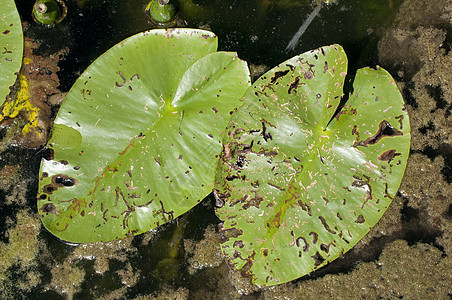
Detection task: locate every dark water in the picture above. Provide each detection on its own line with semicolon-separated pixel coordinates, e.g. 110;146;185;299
17;0;403;91
4;0;405;298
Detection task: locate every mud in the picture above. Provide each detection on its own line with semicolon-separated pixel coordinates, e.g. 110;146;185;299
0;23;67;149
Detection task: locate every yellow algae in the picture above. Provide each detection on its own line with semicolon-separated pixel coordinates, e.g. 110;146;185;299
23;57;32;65
0;72;40;136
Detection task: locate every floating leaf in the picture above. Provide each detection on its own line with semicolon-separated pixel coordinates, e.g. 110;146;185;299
37;29;250;243
0;0;23;105
214;44;410;286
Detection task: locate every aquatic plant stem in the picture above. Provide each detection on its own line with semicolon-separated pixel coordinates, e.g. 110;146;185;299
285;5;322;53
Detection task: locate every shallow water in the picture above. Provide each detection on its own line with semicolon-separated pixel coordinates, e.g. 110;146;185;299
1;0;452;299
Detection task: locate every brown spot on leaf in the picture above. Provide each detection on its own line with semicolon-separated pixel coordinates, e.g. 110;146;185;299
218;224;243;243
378;149;401;163
251;180;259;188
267;182;285;191
288;77;300;94
239;251;256;277
52;174;77;187
130;73;140;81
384;183;393;200
260;121;273;142
226;174;239;182
298;200;312;216
334;106;357;121
119;141;135;155
43;184;55;194
353;120;403;148
271;69;290;83
296;236;309;252
266;211;282;229
213;189;228;207
152;200;174;224
352;125;359;139
312;251;325;267
242;191;264;209
309;231;318;244
320;243;331;253
257;149;278;157
40;203;57;214
154;158;162;166
54;198;87;231
115;71;126;87
233;240;244;248
286;64;295;71
351;174;373;207
319;216;336;234
395;114;404;129
355;215;365;223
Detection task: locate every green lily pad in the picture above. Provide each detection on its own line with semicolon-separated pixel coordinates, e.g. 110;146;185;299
37;29;250;243
1;0;23;104
214;44;410;286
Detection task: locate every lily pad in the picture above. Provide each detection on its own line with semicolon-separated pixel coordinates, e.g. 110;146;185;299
1;0;23;104
214;44;410;285
37;29;250;243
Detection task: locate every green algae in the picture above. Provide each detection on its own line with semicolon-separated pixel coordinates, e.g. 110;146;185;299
70;235;137;275
117;262;140;288
184;225;222;275
0;211;41;287
140;287;189;300
261;240;452;299
47;260;85;299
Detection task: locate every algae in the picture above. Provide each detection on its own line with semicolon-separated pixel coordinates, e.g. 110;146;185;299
261;240;452;299
0;211;41;282
0;36;66;148
184;225;222;275
47;260;85;299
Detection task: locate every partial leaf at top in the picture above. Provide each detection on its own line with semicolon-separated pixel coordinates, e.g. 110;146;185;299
0;0;23;105
37;29;251;243
214;44;410;286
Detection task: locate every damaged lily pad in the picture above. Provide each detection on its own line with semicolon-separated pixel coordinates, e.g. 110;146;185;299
37;29;250;243
214;44;410;286
1;0;23;105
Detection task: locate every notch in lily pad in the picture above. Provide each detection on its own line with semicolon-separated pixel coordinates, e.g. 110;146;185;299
37;28;250;243
214;44;410;286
